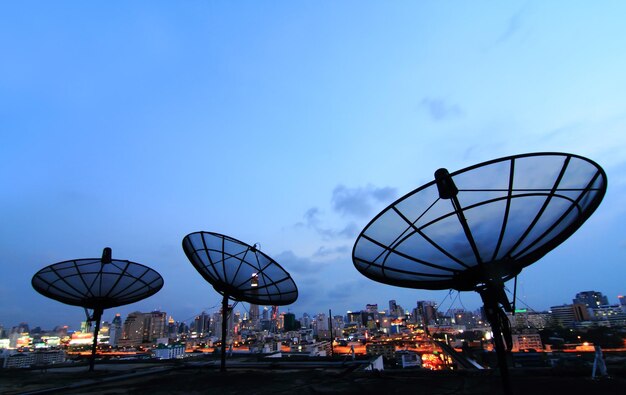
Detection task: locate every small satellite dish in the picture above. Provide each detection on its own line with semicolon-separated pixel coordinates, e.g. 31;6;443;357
352;152;607;393
32;248;163;371
182;231;298;370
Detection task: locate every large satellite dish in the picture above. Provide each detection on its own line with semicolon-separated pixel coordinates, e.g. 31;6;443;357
352;152;606;393
32;248;164;371
182;231;298;370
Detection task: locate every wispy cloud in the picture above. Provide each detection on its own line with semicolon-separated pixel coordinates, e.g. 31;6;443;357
297;184;396;240
420;98;464;121
312;245;350;260
496;8;524;44
332;184;397;217
274;250;320;274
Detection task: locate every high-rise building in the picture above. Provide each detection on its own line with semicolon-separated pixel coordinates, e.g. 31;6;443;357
167;316;178;339
249;273;260;329
144;311;167;341
98;321;110;344
388;300;397;317
573;291;609;308
300;313;311;329
416;301;437;325
507;311;551;330
109;314;122;347
119;311;167;346
194;312;210;336
365;304;378;314
120;312;144;346
284;312;298;331
262;306;269;321
550;304;589;328
590;305;626;327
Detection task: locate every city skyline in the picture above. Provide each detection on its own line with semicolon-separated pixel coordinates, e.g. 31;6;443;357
2;2;626;330
4;287;624;332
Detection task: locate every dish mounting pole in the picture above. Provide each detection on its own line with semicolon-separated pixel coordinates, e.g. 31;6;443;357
89;308;103;372
436;168;513;395
220;293;229;372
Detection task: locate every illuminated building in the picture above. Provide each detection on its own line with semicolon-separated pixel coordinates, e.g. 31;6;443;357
3;350;66;368
507;310;551;330
389;300;398;317
573;291;609;309
290;341;332;356
365;304;378;315
98;321;110;344
416;301;437;325
331;315;344;338
511;333;543;351
365;343;395;360
167;316;178;338
80;321;90;333
300;312;311;329
120;312;144;346
153;343;185;359
211;305;234;341
396;350;422;368
145;311;167;341
38;336;60;348
118;311;167;346
618;295;626;313
194;311;210;336
550;304;589;328
69;332;93;346
53;325;68;337
590;305;626;327
262;306;269;321
347;311;366;327
249;273;260;329
109;314;122;347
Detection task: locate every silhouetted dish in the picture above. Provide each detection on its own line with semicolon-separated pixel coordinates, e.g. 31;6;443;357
183;231;298;305
353;152;607;291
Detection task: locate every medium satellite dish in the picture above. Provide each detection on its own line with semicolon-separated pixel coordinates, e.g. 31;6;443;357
352;152;606;393
32;248;164;371
182;231;298;370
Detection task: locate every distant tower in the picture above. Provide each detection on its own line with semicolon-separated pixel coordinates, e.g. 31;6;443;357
167;316;178;338
249;273;260;328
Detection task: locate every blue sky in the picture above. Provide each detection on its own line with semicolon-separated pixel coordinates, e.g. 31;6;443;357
1;1;625;329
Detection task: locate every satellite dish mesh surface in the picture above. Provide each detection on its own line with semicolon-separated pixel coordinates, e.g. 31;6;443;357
32;255;164;310
182;231;298;305
352;153;607;291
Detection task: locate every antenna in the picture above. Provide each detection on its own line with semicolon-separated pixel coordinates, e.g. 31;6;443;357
352;152;607;394
182;231;298;371
32;248;163;372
